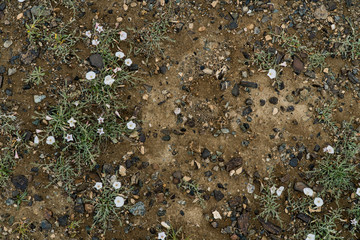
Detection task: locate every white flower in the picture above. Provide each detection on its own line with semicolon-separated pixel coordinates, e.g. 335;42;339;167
314;197;324;207
104;75;115;86
73;101;79;106
356;188;360;197
303;187;314;197
85;31;92;38
306;233;315;240
276;186;284;197
34;135;39;145
18;0;25;2
124;58;132;66
351;218;358;226
115;51;125;58
127;120;136;130
267;69;277;79
119;31;127;40
65;134;73;142
113;67;122;73
92;39;100;46
45;115;53;121
112;181;121;189
67;117;77;128
96;25;104;33
86;71;96;80
97;116;104;124
97;128;104;135
174;108;181;115
46;136;55;145
114;196;124;207
94;182;102;190
323;145;334;154
158;232;166;240
270;186;277;195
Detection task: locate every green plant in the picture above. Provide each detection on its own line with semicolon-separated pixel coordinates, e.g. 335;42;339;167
334;18;359;60
308;51;330;70
259;186;281;224
25;9;48;43
90;179;130;231
316;99;337;130
253;50;277;70
39;156;77;193
14;221;31;240
45;30;80;63
307;210;343;240
25;66;45;85
167;225;192;240
15;191;28;209
131;11;174;61
272;32;309;55
179;180;206;208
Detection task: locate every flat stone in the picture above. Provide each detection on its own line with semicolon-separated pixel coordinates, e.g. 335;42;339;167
8;68;16;76
11;175;28;191
292;56;304;75
294;182;308;192
213;190;224;201
314;5;328;20
129;201;146;216
21;47;40;65
40;220;52;230
231;83;240;97
89;54;104;69
201;148;211;159
289;158;298;167
225;157;242;172
296;213;312;223
239;81;258;88
258;217;281;235
58;215;68;227
4;40;12;48
34;95;46;103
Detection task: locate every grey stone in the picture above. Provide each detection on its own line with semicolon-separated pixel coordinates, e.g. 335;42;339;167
129;201;146;216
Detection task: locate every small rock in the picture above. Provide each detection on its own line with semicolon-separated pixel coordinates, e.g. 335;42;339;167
5;198;14;206
212;210;222;219
239;81;258;88
102;163;114;174
258;217;281;235
129;202;146;216
161;135;171;141
305;70;316;79
269;97;278;104
8;68;16;76
58;215;68;227
213;190;224;201
41;220;52;230
201;148;211;159
294;182;308;192
5;88;12;96
228;21;238;30
21;47;40;64
11;175;28;191
0;65;5;74
34;95;46;103
296;213;312;223
89;54;104;69
225;157;243;171
211;222;219;228
314;5;328;20
348;72;359;84
289;158;298;167
242;106;252;116
237;213;249;235
4;40;12;48
119;165;126;176
231;83;240;97
34;194;43;201
247;183;255;194
292;56;304;75
159;66;167;74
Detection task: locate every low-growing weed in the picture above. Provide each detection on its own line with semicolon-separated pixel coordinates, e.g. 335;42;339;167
24;66;45;85
179;180;206;208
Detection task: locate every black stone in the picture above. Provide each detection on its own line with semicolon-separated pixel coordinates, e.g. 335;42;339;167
228;21;238;30
269;97;278;105
314;144;320;152
289;158;298;167
0;2;6;11
162;135;171;141
89;54;104;69
213;190;224;201
242;106;252;116
296;213;311;223
260;99;266;106
240;81;258;88
11;175;28;191
102;163;114;174
201;148;211;159
129;64;139;71
5;88;12;96
40;220;52;230
34;194;43;201
231;83;240;97
159;66;167;74
0;65;5;74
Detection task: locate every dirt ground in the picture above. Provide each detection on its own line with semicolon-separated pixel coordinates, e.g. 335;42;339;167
0;0;359;239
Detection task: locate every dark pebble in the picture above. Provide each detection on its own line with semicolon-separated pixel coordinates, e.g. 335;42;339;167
157;209;166;216
231;83;240;97
58;215;68;227
34;194;43;201
314;144;320;152
269;97;278;104
162;135;171;141
159;66;167;74
0;65;5;74
129;64;139;71
213;190;224;201
5;88;12;96
89;53;104;69
260;99;266;106
40;220;52;230
102;163;114;174
239;81;258;88
296;213;312;223
245;98;253;105
242;106;252;116
201;148;211;159
23;84;31;90
289;158;298;167
228;21;238;30
0;2;5;11
11;175;28;191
